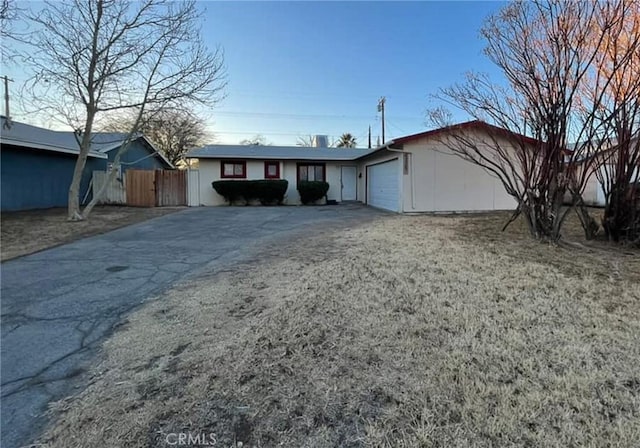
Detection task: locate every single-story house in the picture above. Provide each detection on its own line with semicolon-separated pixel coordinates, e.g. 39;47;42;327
567;140;640;207
1;117;173;211
186;120;522;213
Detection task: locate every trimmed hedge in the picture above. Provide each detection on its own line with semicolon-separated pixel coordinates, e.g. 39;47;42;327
212;179;288;205
297;180;330;204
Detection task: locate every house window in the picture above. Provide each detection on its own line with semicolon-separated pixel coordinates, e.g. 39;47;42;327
297;163;326;182
221;161;246;178
264;161;280;179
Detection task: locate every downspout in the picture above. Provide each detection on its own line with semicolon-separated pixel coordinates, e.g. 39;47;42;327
381;142;415;211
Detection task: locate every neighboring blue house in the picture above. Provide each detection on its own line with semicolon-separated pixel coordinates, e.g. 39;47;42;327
86;132;173;173
0;117;173;211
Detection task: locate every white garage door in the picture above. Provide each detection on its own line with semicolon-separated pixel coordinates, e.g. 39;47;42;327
367;159;399;212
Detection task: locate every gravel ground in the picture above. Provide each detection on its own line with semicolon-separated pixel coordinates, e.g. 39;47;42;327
38;212;640;448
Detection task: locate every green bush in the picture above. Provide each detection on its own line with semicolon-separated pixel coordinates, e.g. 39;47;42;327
297;180;330;204
212;180;288;205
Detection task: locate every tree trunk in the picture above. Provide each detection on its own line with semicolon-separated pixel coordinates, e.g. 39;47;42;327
575;203;598;240
68;114;95;221
603;183;639;243
67;153;88;221
81;161;120;219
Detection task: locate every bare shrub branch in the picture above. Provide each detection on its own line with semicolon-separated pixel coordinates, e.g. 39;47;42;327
429;0;633;241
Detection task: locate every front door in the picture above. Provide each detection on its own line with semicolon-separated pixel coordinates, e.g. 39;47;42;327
341;166;357;201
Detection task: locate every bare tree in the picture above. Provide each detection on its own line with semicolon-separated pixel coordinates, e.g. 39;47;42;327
102;108;211;166
240;135;270;146
588;1;640;243
296;135;315;147
26;0;226;220
430;0;627;241
1;0;25;61
0;0;13;38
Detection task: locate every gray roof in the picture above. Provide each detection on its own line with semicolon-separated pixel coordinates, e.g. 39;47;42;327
1;117;173;167
187;144;378;161
0;117;107;158
65;131;174;168
80;132;135;153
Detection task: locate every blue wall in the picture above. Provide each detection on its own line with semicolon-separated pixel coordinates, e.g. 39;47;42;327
106;140;169;171
1;145;108;211
2;139;170;211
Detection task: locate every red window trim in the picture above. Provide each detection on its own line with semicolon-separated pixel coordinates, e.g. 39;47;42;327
264;161;280;179
220;160;247;179
296;162;326;183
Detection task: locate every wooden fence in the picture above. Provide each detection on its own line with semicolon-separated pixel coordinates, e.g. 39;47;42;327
92;171;126;205
126;170;156;207
125;169;187;207
155;169;187;206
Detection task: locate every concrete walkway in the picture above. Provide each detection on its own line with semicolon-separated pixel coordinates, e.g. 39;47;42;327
1;205;384;448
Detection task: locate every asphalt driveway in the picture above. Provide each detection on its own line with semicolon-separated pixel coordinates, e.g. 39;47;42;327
0;204;384;448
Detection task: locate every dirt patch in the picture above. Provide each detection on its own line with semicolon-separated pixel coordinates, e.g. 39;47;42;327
39;212;640;447
1;206;184;262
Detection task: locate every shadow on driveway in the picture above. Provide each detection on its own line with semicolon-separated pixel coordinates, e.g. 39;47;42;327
0;204;386;448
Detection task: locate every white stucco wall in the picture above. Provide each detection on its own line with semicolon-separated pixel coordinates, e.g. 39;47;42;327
195;159;354;206
574;163;601;206
400;138;517;212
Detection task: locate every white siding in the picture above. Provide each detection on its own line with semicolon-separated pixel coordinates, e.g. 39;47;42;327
195;159;350;206
197;159;224;206
400;139;517;213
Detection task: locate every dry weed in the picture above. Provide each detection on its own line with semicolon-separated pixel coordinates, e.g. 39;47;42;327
40;213;640;447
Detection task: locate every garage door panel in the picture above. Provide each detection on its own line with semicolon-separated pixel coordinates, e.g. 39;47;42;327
367;159;399;212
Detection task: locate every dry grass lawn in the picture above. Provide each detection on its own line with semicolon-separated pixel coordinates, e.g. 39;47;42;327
1;206;184;261
40;212;640;447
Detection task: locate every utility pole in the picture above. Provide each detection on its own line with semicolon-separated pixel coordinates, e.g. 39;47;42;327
2;75;13;128
368;125;371;149
377;96;386;144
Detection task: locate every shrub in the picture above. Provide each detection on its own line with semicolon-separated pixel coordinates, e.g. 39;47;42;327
297;180;330;204
212;180;288;205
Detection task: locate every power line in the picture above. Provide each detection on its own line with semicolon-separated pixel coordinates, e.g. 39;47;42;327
212;130;314;137
227;89;431;105
387;120;409;135
212;109;419;121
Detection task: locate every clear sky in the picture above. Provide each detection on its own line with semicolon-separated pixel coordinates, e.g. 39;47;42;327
199;1;506;146
3;1;507;147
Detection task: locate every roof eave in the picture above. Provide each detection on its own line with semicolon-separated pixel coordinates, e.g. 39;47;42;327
100;135;175;168
186;154;365;161
0;138;108;159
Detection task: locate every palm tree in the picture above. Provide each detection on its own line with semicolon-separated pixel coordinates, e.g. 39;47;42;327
336;133;357;148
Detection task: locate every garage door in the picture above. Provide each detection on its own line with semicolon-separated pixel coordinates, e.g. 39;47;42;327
367;159;399;212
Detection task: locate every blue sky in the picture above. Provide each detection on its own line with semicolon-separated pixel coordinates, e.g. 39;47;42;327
200;1;506;146
3;1;506;147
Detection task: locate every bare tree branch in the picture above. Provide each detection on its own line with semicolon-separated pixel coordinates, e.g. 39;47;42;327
429;0;633;242
24;0;226;220
101;107;211;166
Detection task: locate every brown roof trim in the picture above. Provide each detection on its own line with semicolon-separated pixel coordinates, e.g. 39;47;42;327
391;120;543;148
